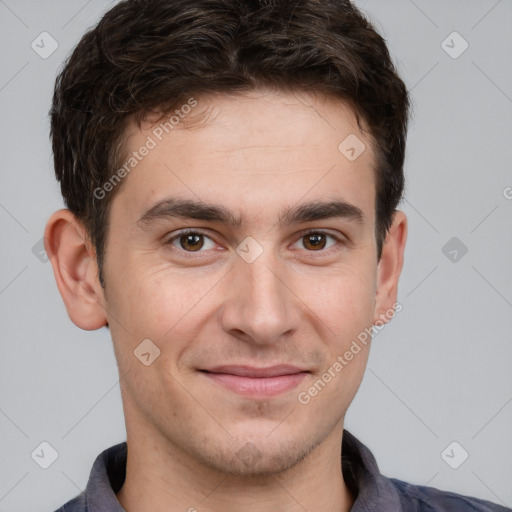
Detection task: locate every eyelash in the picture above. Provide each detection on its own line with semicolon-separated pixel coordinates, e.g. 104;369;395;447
165;228;345;258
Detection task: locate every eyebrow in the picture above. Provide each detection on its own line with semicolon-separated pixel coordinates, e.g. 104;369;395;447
135;197;365;229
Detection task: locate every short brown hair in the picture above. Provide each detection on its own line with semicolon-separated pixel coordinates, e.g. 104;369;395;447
50;0;410;286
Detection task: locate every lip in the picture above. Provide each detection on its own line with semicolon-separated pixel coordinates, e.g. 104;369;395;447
200;365;309;397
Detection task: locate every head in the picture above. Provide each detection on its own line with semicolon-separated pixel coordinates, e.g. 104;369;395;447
45;0;409;477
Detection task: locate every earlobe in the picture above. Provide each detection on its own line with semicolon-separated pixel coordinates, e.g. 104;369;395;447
373;210;407;325
44;209;108;330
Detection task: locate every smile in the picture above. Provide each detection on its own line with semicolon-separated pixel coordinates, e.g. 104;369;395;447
200;365;310;397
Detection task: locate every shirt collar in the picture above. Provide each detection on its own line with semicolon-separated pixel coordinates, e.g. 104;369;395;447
342;430;403;510
83;430;402;511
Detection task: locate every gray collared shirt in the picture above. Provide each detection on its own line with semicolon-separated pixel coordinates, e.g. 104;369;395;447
54;430;510;511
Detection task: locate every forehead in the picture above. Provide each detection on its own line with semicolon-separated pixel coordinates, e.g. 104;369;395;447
113;90;377;227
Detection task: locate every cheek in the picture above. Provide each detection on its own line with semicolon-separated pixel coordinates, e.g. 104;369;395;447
107;258;225;348
107;268;212;401
295;269;375;411
295;262;377;340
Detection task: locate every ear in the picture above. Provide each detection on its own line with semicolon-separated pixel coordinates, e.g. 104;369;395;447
44;209;108;330
373;210;407;325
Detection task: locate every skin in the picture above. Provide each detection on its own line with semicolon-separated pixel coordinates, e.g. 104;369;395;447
45;89;407;512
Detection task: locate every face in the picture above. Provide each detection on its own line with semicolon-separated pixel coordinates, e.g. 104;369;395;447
92;90;400;475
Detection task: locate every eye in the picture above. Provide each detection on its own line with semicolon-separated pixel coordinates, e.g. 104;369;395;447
293;231;340;251
167;230;217;252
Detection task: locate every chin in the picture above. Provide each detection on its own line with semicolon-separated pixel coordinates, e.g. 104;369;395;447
196;433;320;477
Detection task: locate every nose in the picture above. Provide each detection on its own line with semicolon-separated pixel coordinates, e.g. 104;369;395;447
219;249;301;346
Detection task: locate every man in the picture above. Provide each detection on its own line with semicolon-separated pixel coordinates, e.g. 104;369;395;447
44;0;509;510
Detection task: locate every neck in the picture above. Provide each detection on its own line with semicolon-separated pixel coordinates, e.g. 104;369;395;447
116;422;354;512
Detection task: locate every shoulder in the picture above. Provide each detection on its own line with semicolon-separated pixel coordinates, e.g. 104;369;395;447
389;477;511;512
52;492;86;512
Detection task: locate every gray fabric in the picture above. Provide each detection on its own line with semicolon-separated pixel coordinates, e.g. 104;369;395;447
54;430;511;511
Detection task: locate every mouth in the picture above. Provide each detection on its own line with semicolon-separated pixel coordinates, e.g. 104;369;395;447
199;365;310;397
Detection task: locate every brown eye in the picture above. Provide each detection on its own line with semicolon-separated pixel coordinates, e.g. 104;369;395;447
167;230;217;255
179;233;205;251
167;230;218;257
302;233;327;251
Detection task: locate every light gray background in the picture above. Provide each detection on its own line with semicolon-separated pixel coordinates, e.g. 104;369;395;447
0;0;511;510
